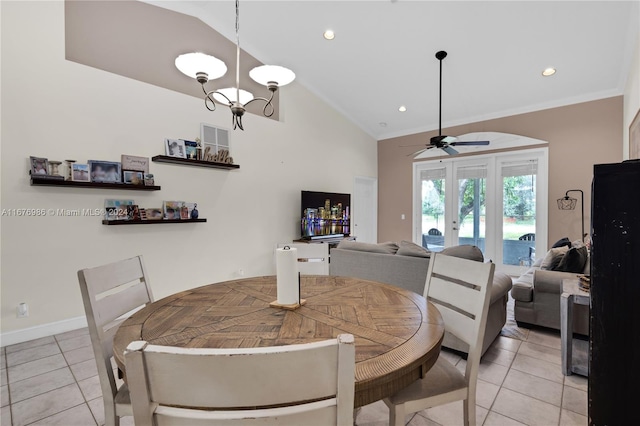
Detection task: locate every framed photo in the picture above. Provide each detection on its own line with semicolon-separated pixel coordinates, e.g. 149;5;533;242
121;155;149;173
30;156;49;176
72;163;90;182
163;201;184;220
144;173;155;186
123;170;144;185
184;140;199;160
89;160;122;183
126;205;141;221
145;208;163;220
630;109;640;160
165;139;186;158
104;199;134;221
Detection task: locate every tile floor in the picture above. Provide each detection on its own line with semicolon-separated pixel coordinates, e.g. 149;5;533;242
0;327;587;426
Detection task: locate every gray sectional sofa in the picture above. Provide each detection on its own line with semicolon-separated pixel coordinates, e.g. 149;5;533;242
329;241;513;356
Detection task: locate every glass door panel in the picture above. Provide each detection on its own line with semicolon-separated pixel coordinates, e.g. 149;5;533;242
419;167;446;251
502;161;537;266
457;176;487;254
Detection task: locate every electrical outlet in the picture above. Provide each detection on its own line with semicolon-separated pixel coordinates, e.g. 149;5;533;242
17;302;29;318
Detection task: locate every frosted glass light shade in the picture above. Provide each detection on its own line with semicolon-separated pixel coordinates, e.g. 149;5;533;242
175;53;227;80
212;88;254;105
249;65;296;87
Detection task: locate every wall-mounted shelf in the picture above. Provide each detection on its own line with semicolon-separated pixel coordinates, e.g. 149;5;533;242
152;155;240;170
31;178;161;191
102;218;207;225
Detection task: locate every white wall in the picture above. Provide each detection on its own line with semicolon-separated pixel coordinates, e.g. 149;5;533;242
0;1;377;341
623;26;640;159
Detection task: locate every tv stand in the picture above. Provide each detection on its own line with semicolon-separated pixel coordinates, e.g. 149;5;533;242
294;235;355;249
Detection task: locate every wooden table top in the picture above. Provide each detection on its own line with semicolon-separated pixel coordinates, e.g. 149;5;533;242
113;275;444;407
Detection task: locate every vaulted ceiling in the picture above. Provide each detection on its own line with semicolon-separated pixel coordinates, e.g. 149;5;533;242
147;1;639;140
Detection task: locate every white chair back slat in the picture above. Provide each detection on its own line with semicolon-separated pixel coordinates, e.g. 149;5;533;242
154;401;337;426
93;281;151;327
82;256;149;295
125;335;355;426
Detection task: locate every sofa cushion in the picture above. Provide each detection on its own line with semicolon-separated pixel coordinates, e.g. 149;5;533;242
555;246;588;273
396;240;431;258
336;240;399;254
551;237;572;248
540;246;568;270
440;245;484;262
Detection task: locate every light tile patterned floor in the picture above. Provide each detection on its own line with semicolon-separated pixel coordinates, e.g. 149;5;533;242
0;327;587;425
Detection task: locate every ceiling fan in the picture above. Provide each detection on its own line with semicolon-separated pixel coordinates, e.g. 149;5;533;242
408;51;490;157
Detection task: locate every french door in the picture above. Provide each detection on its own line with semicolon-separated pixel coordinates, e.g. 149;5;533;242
414;149;548;273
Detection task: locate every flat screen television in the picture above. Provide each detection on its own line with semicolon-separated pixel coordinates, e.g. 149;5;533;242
301;191;350;239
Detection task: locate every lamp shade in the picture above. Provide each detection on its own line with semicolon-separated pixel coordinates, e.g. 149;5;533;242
175;53;227;81
212;88;254;105
249;65;296;87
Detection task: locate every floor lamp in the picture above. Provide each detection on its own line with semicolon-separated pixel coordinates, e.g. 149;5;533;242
557;189;584;242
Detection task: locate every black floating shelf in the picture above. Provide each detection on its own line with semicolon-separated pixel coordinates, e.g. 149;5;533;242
152;155;240;170
31;178;161;191
102;218;207;225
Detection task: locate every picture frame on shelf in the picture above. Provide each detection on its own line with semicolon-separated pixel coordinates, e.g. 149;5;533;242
104;199;134;221
121;155;149;173
126;205;141;221
123;170;144;185
71;163;90;182
145;208;163;220
163;201;184;220
30;156;50;176
180;205;190;220
89;160;122;183
165;139;186;158
143;173;155;186
630;109;640;160
184;140;199;160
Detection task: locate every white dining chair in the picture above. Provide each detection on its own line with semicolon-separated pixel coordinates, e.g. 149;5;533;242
78;255;155;426
384;253;495;426
276;242;329;275
124;334;356;426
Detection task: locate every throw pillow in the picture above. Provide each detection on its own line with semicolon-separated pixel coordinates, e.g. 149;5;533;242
440;245;484;262
396;240;431;258
551;237;572;249
555;246;588;273
540;246;569;270
336;240;399;255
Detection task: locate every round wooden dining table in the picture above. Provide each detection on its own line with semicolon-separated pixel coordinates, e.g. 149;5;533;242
113;275;444;407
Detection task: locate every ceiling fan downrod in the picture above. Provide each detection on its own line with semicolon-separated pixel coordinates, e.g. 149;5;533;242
435;50;447;138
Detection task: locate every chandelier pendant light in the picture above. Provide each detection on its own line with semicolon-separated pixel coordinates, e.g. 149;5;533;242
175;0;295;130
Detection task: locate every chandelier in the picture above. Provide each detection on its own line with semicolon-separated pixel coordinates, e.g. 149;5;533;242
175;0;295;130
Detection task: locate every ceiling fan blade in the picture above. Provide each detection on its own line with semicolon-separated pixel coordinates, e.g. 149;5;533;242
442;146;459;155
450;140;490;146
409;147;432;157
442;136;457;143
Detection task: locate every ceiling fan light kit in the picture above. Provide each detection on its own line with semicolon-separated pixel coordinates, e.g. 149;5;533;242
410;50;491;157
175;0;295;130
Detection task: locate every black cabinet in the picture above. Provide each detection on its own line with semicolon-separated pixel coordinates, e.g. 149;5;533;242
589;160;640;425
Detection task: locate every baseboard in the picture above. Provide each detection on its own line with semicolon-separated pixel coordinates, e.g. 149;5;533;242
0;316;88;347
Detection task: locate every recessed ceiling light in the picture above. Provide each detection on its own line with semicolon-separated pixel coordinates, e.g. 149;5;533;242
542;67;556;77
398;105;407;112
323;30;335;40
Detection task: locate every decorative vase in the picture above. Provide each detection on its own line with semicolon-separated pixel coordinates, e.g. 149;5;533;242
190;203;199;219
49;161;62;176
